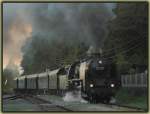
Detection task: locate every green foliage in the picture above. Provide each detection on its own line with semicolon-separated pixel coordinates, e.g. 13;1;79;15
115;88;148;109
103;3;148;74
115;53;130;74
3;64;19;93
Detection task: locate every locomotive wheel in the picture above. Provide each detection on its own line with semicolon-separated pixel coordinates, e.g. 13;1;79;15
89;95;93;102
89;94;97;103
87;93;93;103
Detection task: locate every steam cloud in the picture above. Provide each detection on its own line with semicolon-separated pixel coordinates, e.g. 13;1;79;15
3;3;115;71
63;91;88;103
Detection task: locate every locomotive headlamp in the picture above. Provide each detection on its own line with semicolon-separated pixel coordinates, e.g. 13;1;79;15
99;60;102;64
90;84;94;88
110;84;115;88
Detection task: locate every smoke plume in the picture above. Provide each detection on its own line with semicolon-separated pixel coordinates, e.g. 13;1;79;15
3;3;33;69
3;3;115;72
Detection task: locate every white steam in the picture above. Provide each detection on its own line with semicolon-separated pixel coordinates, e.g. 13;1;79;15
63;91;88;103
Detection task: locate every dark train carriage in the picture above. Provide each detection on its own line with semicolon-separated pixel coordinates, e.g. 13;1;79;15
58;67;69;95
13;68;69;95
47;69;59;94
18;76;25;89
14;76;26;94
38;72;49;94
26;74;38;94
14;77;18;90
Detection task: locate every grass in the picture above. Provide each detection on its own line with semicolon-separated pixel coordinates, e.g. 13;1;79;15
115;88;148;110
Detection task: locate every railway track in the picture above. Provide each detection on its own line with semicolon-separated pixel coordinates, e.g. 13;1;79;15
3;95;22;100
23;95;145;112
22;95;73;111
3;94;146;111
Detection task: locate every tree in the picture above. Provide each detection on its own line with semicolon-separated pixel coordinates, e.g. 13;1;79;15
103;3;148;73
3;63;19;93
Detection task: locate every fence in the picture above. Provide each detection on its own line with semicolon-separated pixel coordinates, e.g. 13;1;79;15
121;72;148;87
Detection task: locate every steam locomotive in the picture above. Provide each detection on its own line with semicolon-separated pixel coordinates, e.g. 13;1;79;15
14;52;120;102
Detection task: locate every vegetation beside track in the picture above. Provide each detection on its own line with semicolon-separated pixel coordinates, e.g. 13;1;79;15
115;88;148;110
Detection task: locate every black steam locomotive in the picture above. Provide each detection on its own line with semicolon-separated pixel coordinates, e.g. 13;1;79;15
68;53;120;102
14;52;120;103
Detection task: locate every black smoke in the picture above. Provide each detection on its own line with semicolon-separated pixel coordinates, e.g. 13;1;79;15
3;3;116;74
29;3;115;47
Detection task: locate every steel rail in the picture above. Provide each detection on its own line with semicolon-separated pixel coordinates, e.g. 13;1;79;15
22;95;73;112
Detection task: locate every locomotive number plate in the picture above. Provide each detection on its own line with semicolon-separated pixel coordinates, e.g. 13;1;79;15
96;67;104;70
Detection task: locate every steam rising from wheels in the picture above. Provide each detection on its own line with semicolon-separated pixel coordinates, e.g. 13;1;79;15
63;90;88;103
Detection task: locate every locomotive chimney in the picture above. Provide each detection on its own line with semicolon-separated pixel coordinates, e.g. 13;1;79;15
86;46;102;58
